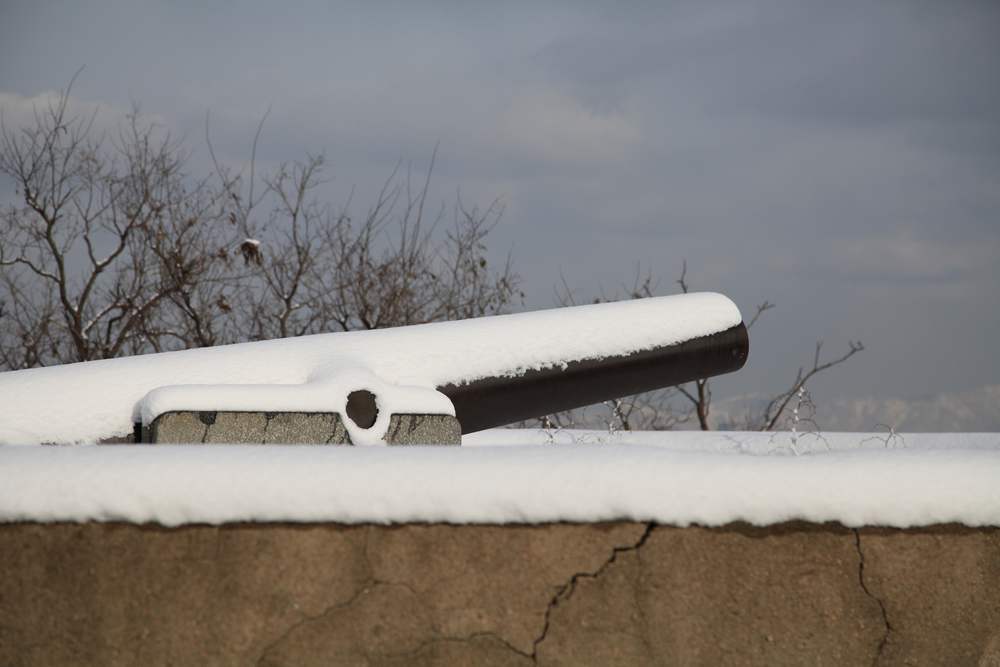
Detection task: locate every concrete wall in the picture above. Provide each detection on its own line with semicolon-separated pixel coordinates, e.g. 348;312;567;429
1;522;998;666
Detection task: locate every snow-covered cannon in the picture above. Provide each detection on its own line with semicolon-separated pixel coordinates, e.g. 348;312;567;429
440;317;746;433
0;292;747;445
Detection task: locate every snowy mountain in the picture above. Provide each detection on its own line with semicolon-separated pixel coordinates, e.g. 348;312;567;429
712;385;1000;433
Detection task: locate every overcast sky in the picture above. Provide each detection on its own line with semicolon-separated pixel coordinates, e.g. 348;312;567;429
1;1;998;406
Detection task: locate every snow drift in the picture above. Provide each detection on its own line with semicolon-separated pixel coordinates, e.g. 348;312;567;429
1;433;999;527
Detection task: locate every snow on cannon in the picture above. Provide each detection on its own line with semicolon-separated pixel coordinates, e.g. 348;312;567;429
0;293;748;446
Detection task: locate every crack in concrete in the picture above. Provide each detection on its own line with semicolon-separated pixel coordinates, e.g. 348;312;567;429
262;412;275;444
386;415;401;442
853;529;892;666
530;522;656;661
254;578;503;667
254;533;377;666
253;581;374;667
324;421;339;445
387;631;535;663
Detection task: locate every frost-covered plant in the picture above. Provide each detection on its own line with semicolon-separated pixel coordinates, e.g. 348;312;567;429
774;385;829;455
861;423;906;449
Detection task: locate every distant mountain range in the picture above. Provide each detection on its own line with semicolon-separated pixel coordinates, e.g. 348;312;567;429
711;385;1000;433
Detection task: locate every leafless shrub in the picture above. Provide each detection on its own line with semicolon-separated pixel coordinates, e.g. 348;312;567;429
0;73;234;364
0;78;520;369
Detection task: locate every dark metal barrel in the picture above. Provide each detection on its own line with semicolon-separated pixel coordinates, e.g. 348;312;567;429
439;322;749;434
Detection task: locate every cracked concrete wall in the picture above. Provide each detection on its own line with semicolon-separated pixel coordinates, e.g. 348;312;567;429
1;522;998;666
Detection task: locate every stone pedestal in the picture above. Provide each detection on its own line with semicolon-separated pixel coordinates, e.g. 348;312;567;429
145;411;461;445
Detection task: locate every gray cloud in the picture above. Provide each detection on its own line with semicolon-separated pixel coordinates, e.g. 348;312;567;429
1;0;998;409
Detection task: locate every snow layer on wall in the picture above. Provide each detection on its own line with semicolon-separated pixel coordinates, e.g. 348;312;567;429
465;428;1000;453
0;292;740;445
1;433;999;528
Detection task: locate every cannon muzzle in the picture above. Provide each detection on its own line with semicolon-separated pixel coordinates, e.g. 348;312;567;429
440;321;748;433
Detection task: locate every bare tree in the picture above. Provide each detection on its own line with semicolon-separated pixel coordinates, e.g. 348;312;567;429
673;260;784;431
233;154;334;340
203;139;521;340
745;339;864;431
322;185;517;331
0;78;520;370
546;261;862;433
0;74;231;365
0;271;57;369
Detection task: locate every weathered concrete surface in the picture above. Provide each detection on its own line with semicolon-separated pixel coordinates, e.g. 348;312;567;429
146;411;461;445
860;527;1000;666
382;413;462;446
1;522;998;666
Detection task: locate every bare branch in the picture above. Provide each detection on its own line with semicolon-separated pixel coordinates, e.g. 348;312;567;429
676;259;689;294
758;340;865;431
746;300;774;329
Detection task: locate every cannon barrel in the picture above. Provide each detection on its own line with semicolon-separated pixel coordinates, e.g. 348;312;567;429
0;292;748;445
439;321;748;434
